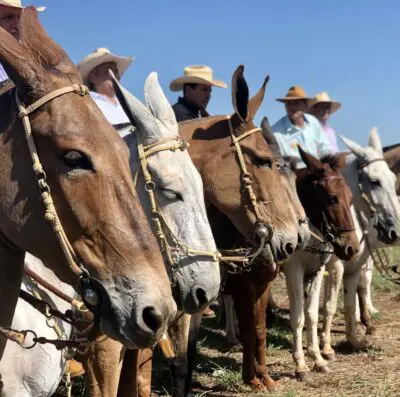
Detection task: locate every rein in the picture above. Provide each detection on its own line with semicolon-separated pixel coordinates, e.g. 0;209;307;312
15;84;113;319
136;133;220;280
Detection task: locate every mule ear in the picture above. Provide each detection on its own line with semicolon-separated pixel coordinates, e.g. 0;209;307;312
144;72;177;127
247;75;269;121
340;134;366;159
231;65;249;122
298;145;324;173
19;8;79;80
261;116;280;155
368;127;383;154
110;71;159;143
0;13;43;97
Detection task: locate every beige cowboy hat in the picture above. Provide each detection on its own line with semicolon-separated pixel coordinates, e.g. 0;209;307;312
77;48;134;86
309;91;341;113
0;0;45;11
169;65;227;92
276;86;311;103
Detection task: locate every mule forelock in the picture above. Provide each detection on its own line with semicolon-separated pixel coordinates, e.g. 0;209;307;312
320;154;342;170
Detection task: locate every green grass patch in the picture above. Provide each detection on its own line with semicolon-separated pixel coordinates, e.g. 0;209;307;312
208;362;243;393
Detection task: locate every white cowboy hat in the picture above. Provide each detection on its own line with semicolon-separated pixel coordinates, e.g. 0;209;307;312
169;65;227;92
0;0;45;11
76;48;134;86
309;91;341;113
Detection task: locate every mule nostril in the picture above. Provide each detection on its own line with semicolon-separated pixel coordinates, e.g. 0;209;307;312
285;242;295;255
345;245;354;258
297;233;303;245
142;306;163;333
389;229;399;242
196;287;209;307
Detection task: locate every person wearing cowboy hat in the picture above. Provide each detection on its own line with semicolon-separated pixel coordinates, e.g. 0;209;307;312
0;0;45;94
309;92;341;152
76;48;134;125
170;65;226;319
170;65;227;123
271;86;332;168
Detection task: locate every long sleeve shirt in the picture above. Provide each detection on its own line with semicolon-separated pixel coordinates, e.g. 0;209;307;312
272;113;333;168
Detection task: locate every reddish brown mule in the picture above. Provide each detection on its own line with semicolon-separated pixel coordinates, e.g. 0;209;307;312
0;8;175;368
130;66;308;397
282;148;360;379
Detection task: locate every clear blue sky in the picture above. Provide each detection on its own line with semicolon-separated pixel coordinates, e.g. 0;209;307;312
36;0;399;148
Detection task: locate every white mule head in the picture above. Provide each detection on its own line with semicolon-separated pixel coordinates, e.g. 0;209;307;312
112;72;220;313
341;129;400;244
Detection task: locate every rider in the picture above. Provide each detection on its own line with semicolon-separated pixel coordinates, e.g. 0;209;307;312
77;47;133;125
272;86;333;167
170;66;227;318
309;91;341;153
170;65;227;122
0;0;45;94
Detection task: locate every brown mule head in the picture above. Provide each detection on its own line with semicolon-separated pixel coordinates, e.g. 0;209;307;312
0;9;175;348
296;147;360;261
181;66;301;263
261;117;310;249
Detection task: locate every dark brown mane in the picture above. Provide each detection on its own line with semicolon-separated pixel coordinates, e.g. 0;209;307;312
320;154;341;170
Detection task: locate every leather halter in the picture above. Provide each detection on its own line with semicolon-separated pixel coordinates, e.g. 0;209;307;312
135;132;220;281
16;84;112;319
357;157;386;215
220;117;274;269
312;174;355;244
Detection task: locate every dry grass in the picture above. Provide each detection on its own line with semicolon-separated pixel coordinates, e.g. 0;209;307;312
54;247;400;397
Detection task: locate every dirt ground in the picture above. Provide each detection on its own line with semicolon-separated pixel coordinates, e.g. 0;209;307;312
54;247;400;397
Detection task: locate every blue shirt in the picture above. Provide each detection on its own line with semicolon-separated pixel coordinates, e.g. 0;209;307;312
272;113;332;168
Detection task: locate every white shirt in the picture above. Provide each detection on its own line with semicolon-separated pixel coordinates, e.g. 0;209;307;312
90;91;130;125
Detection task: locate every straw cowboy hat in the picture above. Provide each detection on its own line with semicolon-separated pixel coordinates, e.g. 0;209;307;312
77;48;134;86
169;65;227;92
276;86;311;104
0;0;45;12
309;91;341;113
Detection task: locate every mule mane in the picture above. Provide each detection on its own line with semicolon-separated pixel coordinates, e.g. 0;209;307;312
179;114;229;129
320;154;341;170
383;143;400;153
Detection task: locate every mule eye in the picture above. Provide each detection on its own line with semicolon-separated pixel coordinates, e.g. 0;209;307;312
160;188;183;201
328;195;338;205
256;157;272;168
370;179;381;187
63;150;92;170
